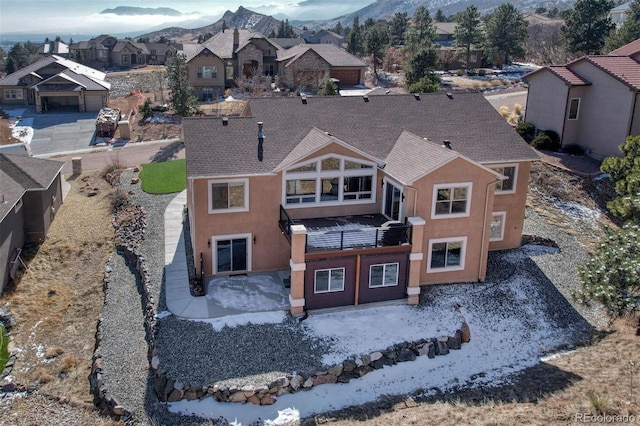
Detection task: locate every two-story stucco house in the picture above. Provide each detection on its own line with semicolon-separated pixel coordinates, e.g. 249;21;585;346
183;93;538;315
523;38;640;160
184;28;367;99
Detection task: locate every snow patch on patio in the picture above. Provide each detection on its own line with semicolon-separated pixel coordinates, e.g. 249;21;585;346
205;275;289;313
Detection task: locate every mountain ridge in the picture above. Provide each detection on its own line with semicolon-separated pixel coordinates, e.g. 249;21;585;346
100;6;183;16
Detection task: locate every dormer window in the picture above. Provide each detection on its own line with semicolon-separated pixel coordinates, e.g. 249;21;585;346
283;155;376;207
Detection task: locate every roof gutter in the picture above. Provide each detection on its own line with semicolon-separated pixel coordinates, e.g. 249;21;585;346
478;177;503;282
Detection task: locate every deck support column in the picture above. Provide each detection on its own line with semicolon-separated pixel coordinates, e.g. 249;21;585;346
289;224;307;316
406;217;426;305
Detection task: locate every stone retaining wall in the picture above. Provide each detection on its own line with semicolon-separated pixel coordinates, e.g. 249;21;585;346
91;205;472;412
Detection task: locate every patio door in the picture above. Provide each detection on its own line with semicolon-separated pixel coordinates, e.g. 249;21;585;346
213;234;251;274
383;179;402;221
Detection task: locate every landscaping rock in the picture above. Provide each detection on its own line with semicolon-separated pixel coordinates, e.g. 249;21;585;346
398;348;416;362
436;337;450;355
460;322;471;342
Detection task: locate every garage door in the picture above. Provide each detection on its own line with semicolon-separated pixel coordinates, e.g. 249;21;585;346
46;96;79;110
85;94;104;112
330;69;361;85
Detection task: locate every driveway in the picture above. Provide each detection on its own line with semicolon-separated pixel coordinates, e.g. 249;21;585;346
19;107;98;156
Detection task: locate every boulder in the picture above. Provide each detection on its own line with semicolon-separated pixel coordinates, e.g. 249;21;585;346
229;391;247;403
447;333;461;350
343;359;357;372
436;338;449;356
460;322;471;342
290;375;304;391
313;374;338;386
427;342;436;359
398;348;416;362
261;393;276;405
370;351;383;361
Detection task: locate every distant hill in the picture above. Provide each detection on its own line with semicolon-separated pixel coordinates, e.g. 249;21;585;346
100;6;183;16
307;0;575;30
137;6;287;43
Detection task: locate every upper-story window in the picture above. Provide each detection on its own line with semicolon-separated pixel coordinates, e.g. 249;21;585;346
568;98;580;120
121;55;129;64
431;183;472;218
264;48;272;55
208;178;248;214
197;65;217;79
283;155;376;207
491;164;518;194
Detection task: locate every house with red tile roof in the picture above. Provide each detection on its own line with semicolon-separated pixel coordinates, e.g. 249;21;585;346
523;38;640;160
182;92;538;314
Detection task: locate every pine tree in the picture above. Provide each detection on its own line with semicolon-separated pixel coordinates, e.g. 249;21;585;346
485;3;528;66
454;5;484;69
404;6;439;92
348;16;363;55
167;54;198;117
365;23;390;78
562;0;615;56
389;12;408;46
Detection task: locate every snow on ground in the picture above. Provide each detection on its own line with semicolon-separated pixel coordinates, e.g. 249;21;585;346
554;200;601;227
169;247;580;425
10;119;34;145
194;311;286;332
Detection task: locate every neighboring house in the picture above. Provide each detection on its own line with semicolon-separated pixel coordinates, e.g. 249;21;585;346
0;55;110;112
183;93;538;315
0;154;64;293
37;40;69;57
184;28;366;98
184;28;282;101
434;22;483;70
277;44;367;88
69;35;181;69
301;30;345;47
610;2;631;27
523;38;640;160
270;38;306;49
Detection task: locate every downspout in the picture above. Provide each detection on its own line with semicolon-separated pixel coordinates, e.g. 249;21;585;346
560;84;571;150
627;90;639;137
478;178;502;282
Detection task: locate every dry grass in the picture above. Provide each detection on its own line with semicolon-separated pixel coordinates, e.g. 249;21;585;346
0;173;114;415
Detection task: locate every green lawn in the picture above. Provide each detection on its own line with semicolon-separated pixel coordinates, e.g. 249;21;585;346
139;158;186;194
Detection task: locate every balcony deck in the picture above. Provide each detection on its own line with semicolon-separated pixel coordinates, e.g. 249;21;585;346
279;207;411;253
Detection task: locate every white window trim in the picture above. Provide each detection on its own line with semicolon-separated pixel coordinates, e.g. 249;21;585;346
314;267;345;294
212;233;252;275
4;89;23;100
431;182;472;219
382;177;403;222
369;262;399;288
427;236;467;273
491;163;518;195
568;98;581;120
282;153;377;208
208;178;249;214
490;211;507;242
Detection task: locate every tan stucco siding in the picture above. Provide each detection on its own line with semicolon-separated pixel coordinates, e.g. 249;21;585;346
569;61;635;160
188;54;226;91
561;85;588;146
411;157;497;285
190;175;291;276
488;161;531;250
525;71;569;137
630;93;640;137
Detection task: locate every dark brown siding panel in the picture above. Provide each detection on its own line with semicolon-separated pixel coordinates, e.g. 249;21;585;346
358;253;408;304
305;257;356;310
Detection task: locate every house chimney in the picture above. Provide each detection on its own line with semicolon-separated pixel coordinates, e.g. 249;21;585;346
233;28;240;49
442;140;452;149
257;122;264;162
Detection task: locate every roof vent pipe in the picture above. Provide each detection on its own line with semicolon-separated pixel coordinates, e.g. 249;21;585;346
442;140;452;150
363;95;369;102
222;117;228;126
301;95;307;104
446;92;454;99
258;122;264;162
413;93;420;100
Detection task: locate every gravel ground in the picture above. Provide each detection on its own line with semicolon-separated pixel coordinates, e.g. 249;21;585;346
99;253;149;419
96;168;605;424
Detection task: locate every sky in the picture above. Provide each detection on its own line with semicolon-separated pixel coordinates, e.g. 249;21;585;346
0;0;372;36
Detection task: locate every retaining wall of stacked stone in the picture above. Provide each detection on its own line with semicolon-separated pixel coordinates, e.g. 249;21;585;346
90;204;472;411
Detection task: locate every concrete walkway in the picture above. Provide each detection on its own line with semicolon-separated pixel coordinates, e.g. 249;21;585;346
163;191;290;319
164;190;210;319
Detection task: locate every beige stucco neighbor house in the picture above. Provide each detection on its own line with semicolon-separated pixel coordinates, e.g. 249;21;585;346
183;93;538;315
0;55;110;112
0;154;64;294
523;38;640;160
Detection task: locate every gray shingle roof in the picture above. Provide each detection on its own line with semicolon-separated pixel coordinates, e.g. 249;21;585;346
277;44;366;67
0;154;64;221
202;29;259;60
184;93;539;179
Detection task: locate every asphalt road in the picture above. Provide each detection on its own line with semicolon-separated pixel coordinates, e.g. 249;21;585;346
51;139;184;175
